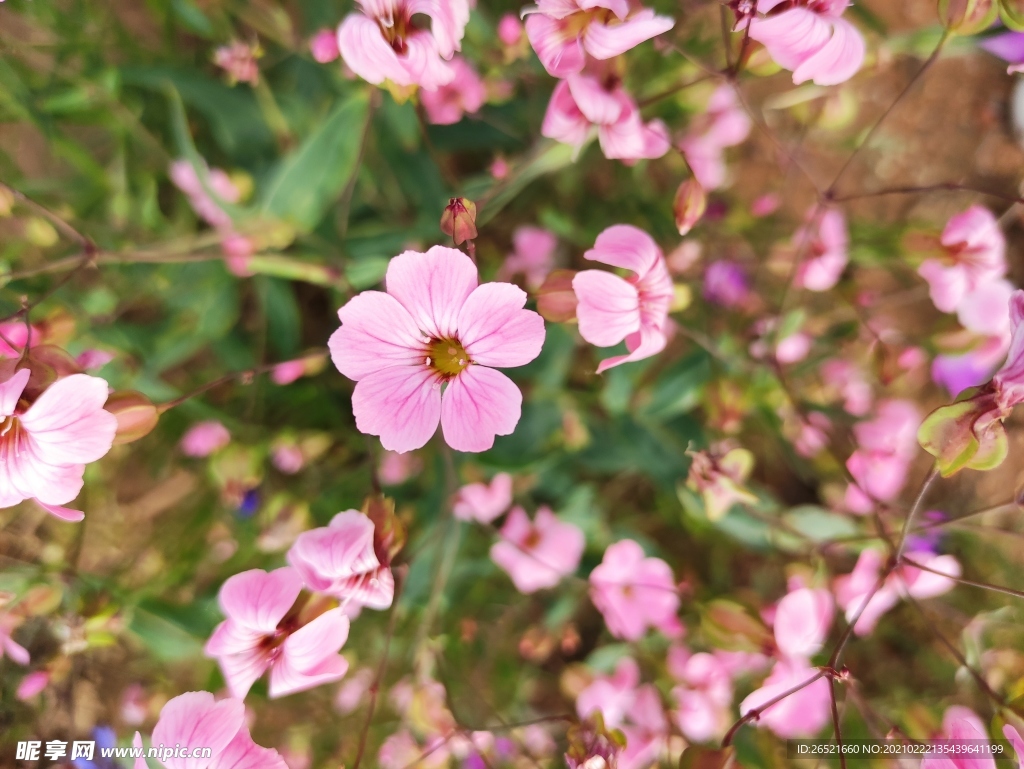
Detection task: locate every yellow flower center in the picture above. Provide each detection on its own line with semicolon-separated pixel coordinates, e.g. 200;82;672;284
427;338;471;378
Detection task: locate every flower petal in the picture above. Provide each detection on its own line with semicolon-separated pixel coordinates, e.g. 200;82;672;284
218;567;304;634
584;224;662;276
217;727;289;769
269;608;350;698
151;691;245;769
595;324;667;373
330;291;428;381
525;14;586;77
582;9;674;61
541;80;592;148
385;246;478;339
573;270;641;347
402;31;457;91
458;283;546;368
440;366;522;452
792;16;864;86
566;74;624;125
337;14;413;86
351;366;443;453
0;368;29;417
20;374;117;466
748;8;831;73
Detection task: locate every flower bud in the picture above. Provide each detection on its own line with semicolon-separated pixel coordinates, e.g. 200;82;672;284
942;0;997;30
536;269;578;323
309;29;341;63
1000;0;1024;30
105;390;160;446
674;179;707;235
440;197;478;245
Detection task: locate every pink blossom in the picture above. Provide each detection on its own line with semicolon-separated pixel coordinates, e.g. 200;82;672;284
499;226;558;290
703;260;750;308
287;510;395;609
752;193;781;217
589;539;679;641
169;159;240;230
833;549;960;636
919;205;1006;314
490;506;585;593
795;208;848;291
845;399;920;505
421;57;486;124
994;290;1024;410
221;232;255;277
933;337;1008;399
957;278;1015;337
576;656;640;728
0;369;117;523
337;0;470;91
0;614;29;666
794;412;831;458
542;74;670;162
746;0;865;86
310;29;341;63
328;246;546;453
1004;724;1024;769
120;683;148;726
205;567;350;699
678;86;752;189
619;685;668;769
273;359;308;386
16;670;49;701
272;443;305;474
214;41;261;85
821;359;872;416
378;450;422;485
669;649;733;743
573;225;673;372
335;667;374;714
490;157;510;179
498;13;524;46
180;420;231;458
738;659;832;738
75;349;114;371
523;0;673;77
453;472;513;523
773;586;833;659
922;706;996;769
136;691;287;769
0;322;36;358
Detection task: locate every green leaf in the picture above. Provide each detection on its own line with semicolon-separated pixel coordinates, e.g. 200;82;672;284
261;91;371;232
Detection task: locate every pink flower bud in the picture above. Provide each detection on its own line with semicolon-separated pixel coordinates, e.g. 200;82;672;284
309;29;340;63
674;179;707;236
440;197;478;245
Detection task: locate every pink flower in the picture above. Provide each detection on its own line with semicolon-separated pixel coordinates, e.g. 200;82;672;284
576;656;640;728
169;159;240;230
497;13;524;46
589;539;679;641
272;359;308;386
922;706;996;769
453;472;513;523
421;57;486;124
490;157;510;179
678;86;751;190
499;226;558;290
833;549;960;636
703;260;750;308
0;322;36;358
337;0;470;91
287;511;395;609
752;193;781;217
335;667;374;714
845;399;920;505
523;0;673;77
221;232;255;277
542;74;670;162
573;225;673;372
16;670;49;701
180;420;231;457
75;349;114;371
618;685;668;769
994;290;1024;409
0;614;29;666
821;359;872;416
136;691;287;769
490;506;585;593
795;208;848;291
772;586;833;659
310;29;341;63
214;41;262;85
205;567;350;699
919;205;1006;314
1004;724;1024;769
794;412;831;458
738;659;831;738
746;0;865;86
933;335;1009;398
668;649;733;743
0;369;117;523
378;450;423;485
957;278;1015;337
272;443;305;474
328;246;546;453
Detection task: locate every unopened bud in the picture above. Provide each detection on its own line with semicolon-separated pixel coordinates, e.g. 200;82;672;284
1000;0;1024;30
674;179;707;235
105;390;160;445
536;269;578;323
942;0;996;30
440;197;478;245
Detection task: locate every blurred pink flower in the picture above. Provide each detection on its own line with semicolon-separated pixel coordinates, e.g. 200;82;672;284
75;349;114;371
524;0;673;77
981;31;1024;74
310;29;341;63
421;57;486;124
542;74;670;162
738;659;831;738
795;208;848;291
746;0;865;86
214;41;262;84
994;290;1024;410
794;412;831;458
919;205;1006;315
0;322;35;358
772;586;833;659
957;278;1015;337
273;359;308;386
335;667;374;714
453;472;513;523
16;670;49;701
328;246;545;453
491;505;584;593
205;567;350;699
169;159;240;230
619;685;668;769
577;656;639;728
490;156;510;179
703;259;750;308
378;449;422;485
573;224;673;372
272;443;305;474
845;399;919;505
922;706;995;769
497;13;524;46
678;86;751;189
933;335;1009;398
499;226;558;290
589;539;679;641
0;614;29;666
0;369;117;522
180;420;231;458
120;683;148;726
751;193;781;217
669;649;733;743
287;510;395;609
337;0;470;90
1004;724;1024;768
221;232;255;277
821;359;872;416
137;691;287;769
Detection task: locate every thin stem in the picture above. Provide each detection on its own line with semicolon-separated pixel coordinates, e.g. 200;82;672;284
895;468;939;562
830;182;1024;205
829;677;847;769
722;672;826;747
902;557;1024;600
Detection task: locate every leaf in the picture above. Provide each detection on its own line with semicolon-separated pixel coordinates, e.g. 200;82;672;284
257;277;302;357
261;91;371;232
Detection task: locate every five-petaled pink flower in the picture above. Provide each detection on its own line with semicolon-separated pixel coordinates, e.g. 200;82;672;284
287;511;395;609
205;567;350;699
328;246;546;453
337;0;470;90
421;56;486;124
524;0;674;77
589;539;679;640
490;505;585;593
542;73;670;162
133;691;287;769
573;225;673;372
453;472;513;523
745;0;865;86
0;368;117;522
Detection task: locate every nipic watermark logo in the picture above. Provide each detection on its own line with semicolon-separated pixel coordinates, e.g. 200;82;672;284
16;740;214;763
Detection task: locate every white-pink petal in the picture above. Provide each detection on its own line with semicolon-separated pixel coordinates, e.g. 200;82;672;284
351;366;443;453
440;366;522;452
330;291;428;381
386;246;478;339
458;283;546;368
